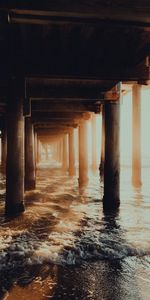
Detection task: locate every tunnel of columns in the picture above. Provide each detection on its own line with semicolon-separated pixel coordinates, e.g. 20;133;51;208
0;2;150;216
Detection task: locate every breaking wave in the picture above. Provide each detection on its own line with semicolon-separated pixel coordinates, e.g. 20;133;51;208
0;218;150;272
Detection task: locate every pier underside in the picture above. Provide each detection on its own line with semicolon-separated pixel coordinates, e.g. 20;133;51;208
0;1;150;214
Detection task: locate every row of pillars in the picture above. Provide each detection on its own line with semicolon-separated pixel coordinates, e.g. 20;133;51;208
62;129;76;176
0;83;141;215
50;122;89;181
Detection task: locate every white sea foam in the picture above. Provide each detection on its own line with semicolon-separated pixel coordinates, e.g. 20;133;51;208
0;167;149;276
0;225;149;273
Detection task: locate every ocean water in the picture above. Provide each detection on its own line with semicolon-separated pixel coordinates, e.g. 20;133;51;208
0;162;149;300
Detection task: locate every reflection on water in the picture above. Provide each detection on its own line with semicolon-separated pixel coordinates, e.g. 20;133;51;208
0;164;150;299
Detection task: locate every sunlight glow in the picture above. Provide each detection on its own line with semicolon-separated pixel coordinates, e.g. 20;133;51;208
34;85;150;172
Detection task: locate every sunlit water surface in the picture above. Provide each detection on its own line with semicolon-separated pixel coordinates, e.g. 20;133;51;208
0;162;149;300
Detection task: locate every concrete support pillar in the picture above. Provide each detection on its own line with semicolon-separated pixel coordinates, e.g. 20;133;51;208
69;129;76;176
99;105;105;175
57;141;60;162
6;83;25;215
61;139;63;164
1;123;7;169
103;102;120;211
25;117;36;190
37;138;41;163
34;131;37;163
78;121;89;185
132;84;142;187
34;131;38;170
56;142;59;162
58;139;63;163
92;113;97;171
53;143;57;160
45;144;49;161
62;134;68;172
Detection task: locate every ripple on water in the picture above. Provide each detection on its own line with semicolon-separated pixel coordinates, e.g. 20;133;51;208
0;166;149;299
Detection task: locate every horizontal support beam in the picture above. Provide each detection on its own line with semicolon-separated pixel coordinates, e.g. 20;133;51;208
37;128;71;134
39;136;64;143
28;86;103;100
38;132;69;139
33;117;80;124
32;111;84;119
1;3;150;28
26;64;149;98
27;77;116;88
34;122;77;127
31;101;98;113
35;124;75;130
25;63;150;83
0;79;116;100
31;97;101;102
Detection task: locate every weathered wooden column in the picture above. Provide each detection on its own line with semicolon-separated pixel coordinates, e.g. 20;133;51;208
6;79;25;215
78;121;89;185
69;129;76;176
103;101;120;210
99;105;105;175
132;84;142;187
1;122;7;169
25;117;36;190
62;134;68;171
92;113;97;171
